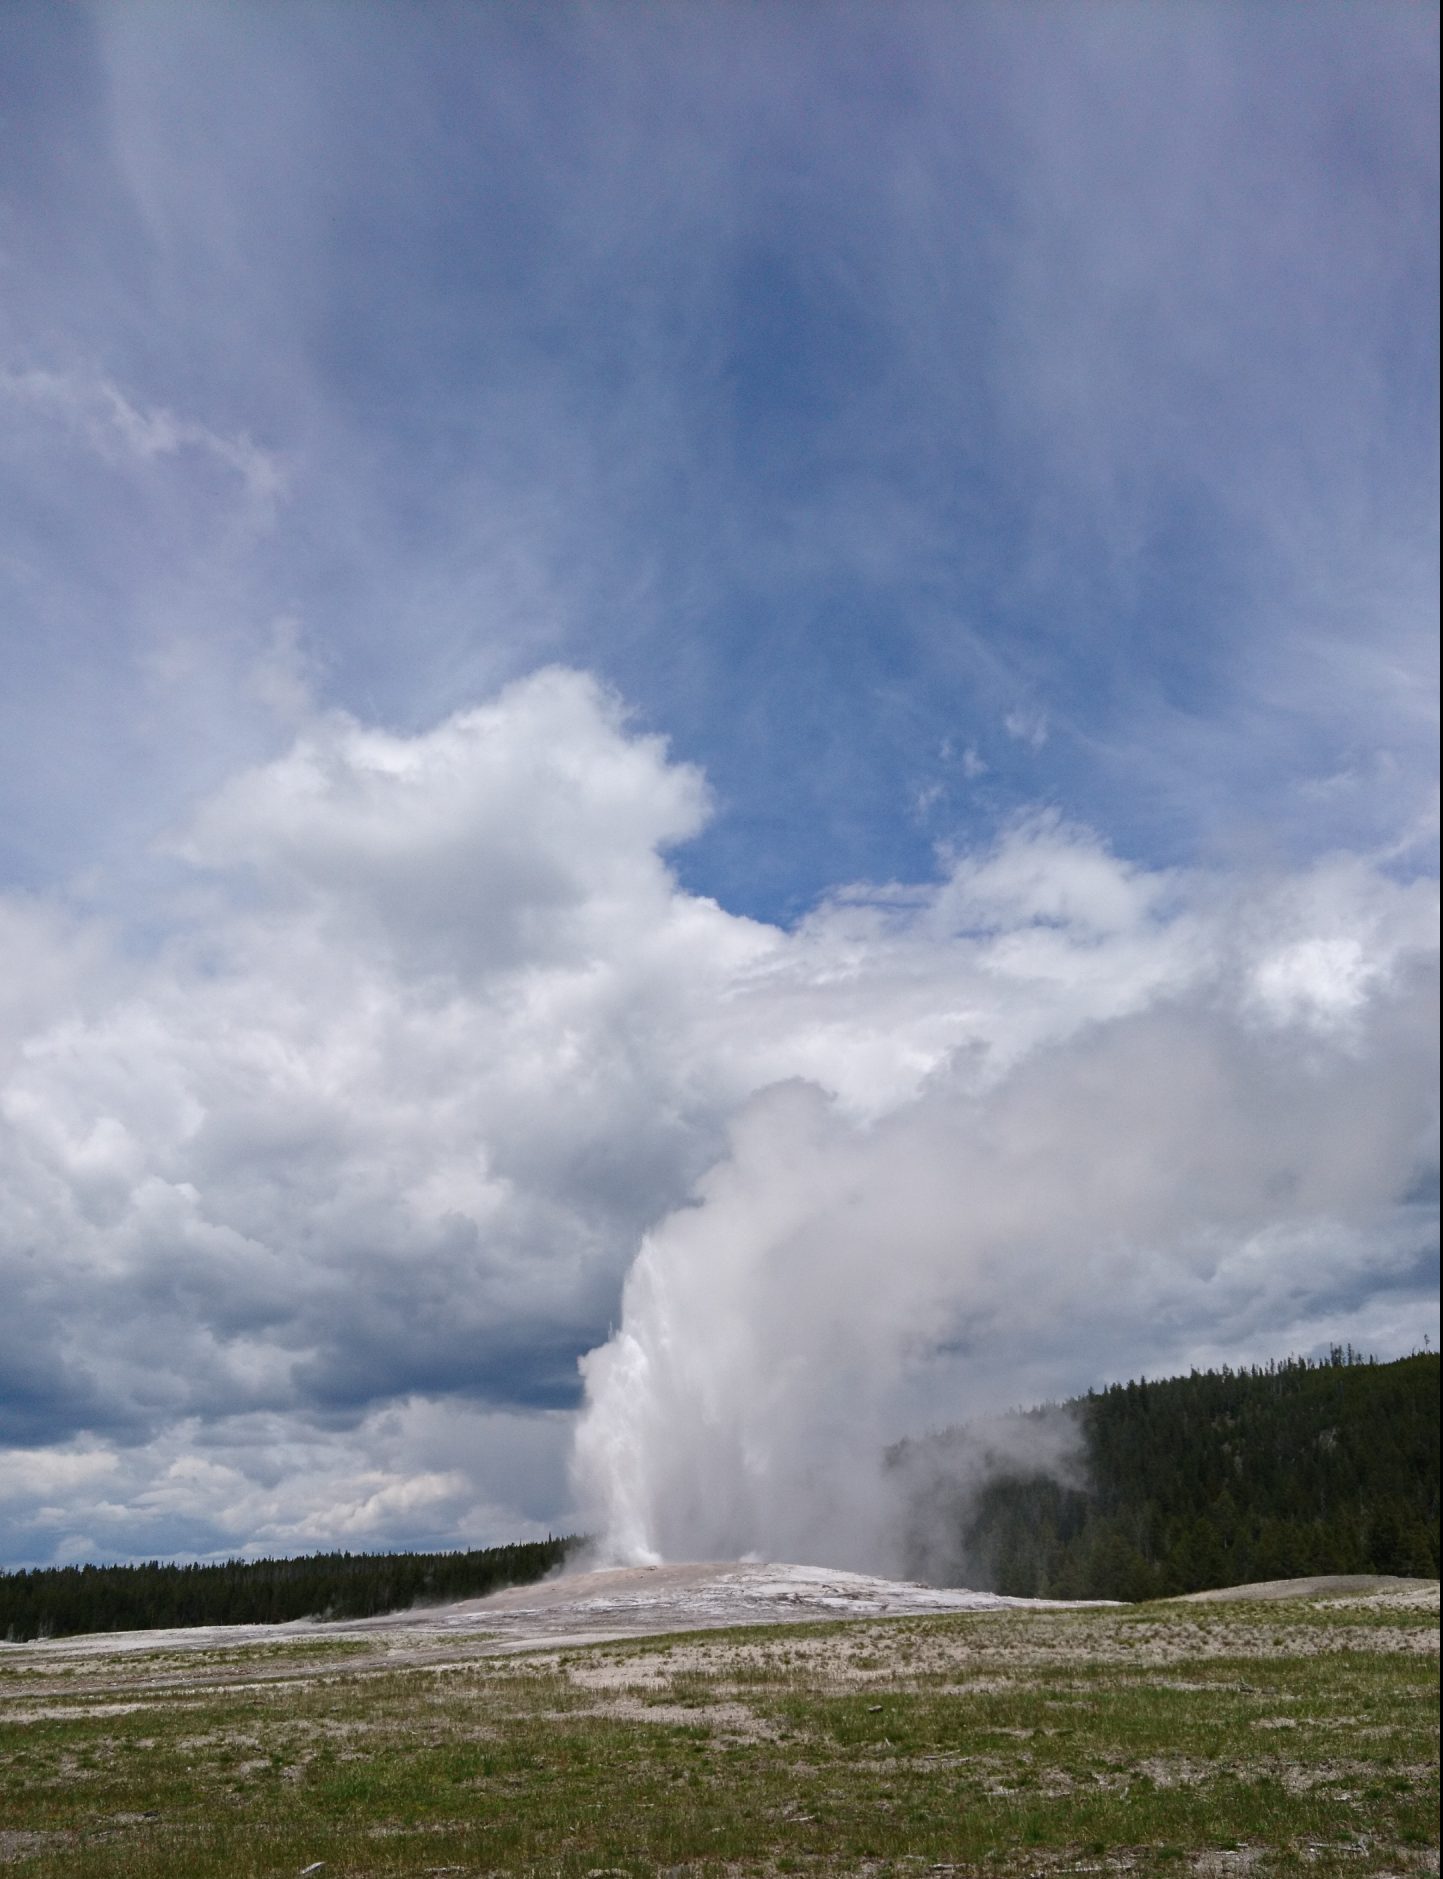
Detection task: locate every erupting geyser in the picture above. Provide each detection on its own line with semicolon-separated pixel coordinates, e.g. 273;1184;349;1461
572;912;1436;1573
573;1082;916;1573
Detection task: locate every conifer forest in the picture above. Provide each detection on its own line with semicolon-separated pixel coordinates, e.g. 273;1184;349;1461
0;1536;571;1644
899;1348;1439;1600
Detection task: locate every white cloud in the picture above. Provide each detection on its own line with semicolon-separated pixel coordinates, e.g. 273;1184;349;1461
0;367;285;513
171;667;717;977
0;1405;574;1566
0;671;761;1558
0;670;1433;1565
243;616;323;727
1003;708;1049;750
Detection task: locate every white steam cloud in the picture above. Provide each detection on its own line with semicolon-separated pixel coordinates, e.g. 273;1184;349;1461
573;852;1438;1574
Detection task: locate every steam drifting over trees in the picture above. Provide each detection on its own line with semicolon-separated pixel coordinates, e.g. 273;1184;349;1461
896;1350;1439;1601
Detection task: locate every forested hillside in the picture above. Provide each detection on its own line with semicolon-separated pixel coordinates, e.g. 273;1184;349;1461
896;1348;1439;1602
0;1535;573;1643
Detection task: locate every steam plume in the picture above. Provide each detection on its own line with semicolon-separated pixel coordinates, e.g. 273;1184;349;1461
574;870;1438;1573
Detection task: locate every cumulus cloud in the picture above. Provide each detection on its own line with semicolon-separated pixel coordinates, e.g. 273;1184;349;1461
0;1403;574;1568
0;672;750;1559
0;669;1435;1567
172;667;715;977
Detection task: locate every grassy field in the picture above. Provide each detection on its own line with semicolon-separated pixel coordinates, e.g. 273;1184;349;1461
0;1587;1436;1877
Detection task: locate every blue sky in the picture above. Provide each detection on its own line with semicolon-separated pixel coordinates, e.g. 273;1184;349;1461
0;4;1436;1570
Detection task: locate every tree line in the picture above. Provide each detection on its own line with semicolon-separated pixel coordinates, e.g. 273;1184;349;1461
5;1348;1436;1637
896;1348;1439;1602
1;1534;574;1643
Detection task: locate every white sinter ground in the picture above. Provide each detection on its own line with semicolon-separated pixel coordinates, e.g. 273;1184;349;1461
13;1563;1434;1666
2;1561;1100;1660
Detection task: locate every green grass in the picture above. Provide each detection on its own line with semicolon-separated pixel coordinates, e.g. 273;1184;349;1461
0;1592;1435;1876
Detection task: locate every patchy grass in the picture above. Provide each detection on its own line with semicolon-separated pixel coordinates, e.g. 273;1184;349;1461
0;1590;1435;1876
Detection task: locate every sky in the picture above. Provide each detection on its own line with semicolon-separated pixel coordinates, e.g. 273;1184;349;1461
0;2;1437;1572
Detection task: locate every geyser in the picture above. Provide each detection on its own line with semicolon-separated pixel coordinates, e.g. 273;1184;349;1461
574;1080;924;1572
573;910;1437;1573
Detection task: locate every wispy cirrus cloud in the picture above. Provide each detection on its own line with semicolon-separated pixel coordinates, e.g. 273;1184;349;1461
0;366;285;510
4;6;1434;908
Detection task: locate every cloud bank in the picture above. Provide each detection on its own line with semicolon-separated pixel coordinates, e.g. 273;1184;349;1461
0;669;1433;1567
